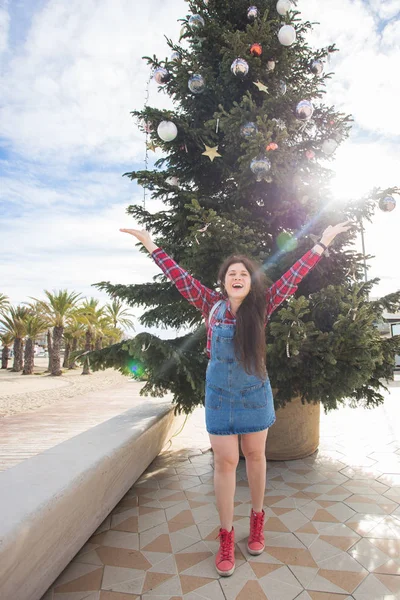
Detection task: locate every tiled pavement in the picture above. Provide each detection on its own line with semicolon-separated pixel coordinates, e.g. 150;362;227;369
41;379;400;600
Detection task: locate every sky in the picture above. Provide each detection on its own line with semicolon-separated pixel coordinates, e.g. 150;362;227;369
0;0;399;338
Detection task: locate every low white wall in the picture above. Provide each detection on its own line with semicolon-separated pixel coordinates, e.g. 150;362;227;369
0;399;183;600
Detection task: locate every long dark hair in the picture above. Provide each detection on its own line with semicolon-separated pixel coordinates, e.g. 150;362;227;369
218;255;269;379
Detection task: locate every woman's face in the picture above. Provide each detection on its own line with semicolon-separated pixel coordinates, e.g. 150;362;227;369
224;262;251;301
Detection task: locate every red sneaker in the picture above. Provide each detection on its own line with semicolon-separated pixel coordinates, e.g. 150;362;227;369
215;527;235;576
247;509;265;555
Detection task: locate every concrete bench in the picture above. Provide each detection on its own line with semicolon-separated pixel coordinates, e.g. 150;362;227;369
0;384;183;600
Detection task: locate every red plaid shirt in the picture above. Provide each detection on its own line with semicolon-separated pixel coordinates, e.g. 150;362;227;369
151;248;322;357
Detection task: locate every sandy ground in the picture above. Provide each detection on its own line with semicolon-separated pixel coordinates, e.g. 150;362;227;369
0;357;129;418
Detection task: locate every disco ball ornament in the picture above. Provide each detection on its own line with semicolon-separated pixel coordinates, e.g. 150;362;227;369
250;156;272;181
188;74;205;94
189;14;205;28
379;196;396;212
231;58;249;77
157;120;178;142
278;24;296;46
295;100;314;121
153;67;170;85
267;60;276;72
171;50;181;62
250;43;263;56
240;122;258;137
321;138;338;155
247;6;259;20
166;176;180;187
310;59;324;75
276;0;292;15
278;80;287;95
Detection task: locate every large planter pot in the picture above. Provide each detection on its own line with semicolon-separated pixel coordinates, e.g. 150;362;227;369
239;396;321;461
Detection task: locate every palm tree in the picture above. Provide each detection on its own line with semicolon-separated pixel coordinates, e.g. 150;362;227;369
75;298;106;375
63;317;85;369
1;331;14;369
23;314;49;375
0;306;30;371
32;290;81;376
104;299;135;331
0;293;10;314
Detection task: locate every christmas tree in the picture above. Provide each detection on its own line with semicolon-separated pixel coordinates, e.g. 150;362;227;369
91;0;400;414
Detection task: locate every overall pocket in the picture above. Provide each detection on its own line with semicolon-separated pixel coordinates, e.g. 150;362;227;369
241;382;268;409
205;383;224;410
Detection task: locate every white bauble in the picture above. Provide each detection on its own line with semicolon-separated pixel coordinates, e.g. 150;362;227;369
276;0;292;16
157;121;178;142
278;24;296;46
321;139;338;155
166;176;180;187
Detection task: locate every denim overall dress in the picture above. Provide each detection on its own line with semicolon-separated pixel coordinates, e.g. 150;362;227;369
205;300;276;435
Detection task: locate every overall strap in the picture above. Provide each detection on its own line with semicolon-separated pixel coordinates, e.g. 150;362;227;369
208;299;225;324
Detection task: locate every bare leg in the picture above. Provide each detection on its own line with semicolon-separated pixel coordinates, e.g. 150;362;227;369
241;429;269;512
209;434;239;531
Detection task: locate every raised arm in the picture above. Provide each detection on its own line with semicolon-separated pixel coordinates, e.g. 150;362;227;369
265;221;352;319
120;228;220;316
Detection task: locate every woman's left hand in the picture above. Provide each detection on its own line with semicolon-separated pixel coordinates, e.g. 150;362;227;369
320;221;353;247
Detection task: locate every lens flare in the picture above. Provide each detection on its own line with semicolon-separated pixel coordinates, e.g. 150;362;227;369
129;360;146;379
277;232;297;252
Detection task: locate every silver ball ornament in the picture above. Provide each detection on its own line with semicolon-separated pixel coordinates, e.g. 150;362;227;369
247;6;259;20
276;0;292;15
250;156;272;181
321;138;338;155
241;122;258;137
266;60;276;72
153;67;170;85
166;176;180;187
278;80;287;95
278;24;296;46
189;14;205;28
231;58;249;77
295;100;314;121
379;196;396;212
171;51;181;62
188;74;205;94
310;60;324;75
157;120;178;142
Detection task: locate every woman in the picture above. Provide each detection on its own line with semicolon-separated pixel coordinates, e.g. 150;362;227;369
120;222;350;577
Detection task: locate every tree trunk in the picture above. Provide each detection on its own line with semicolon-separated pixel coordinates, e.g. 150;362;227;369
51;326;63;376
82;330;92;375
95;336;103;351
23;338;35;375
47;330;52;372
63;342;70;368
12;337;23;372
1;346;10;369
69;338;78;369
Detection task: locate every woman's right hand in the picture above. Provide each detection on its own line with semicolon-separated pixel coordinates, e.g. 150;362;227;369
120;228;158;254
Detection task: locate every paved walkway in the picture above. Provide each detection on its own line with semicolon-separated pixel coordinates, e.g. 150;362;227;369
38;376;400;600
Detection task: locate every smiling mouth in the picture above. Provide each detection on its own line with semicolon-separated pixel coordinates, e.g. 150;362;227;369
232;283;244;289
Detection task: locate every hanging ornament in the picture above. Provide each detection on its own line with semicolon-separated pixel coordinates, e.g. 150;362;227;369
146;141;157;152
266;59;276;72
278;24;296;46
153;67;170;85
305;149;315;160
276;0;292;15
202;144;222;161
250;43;263;56
247;6;259;20
321;138;338;155
310;59;324;75
171;50;181;62
295;100;314;121
157;121;178;142
188;74;206;94
379;196;396;212
240;122;258;137
253;80;268;93
189;14;205;28
166;176;180;187
204;0;209;4
266;142;278;151
277;80;287;95
231;58;249;77
179;25;187;39
250;157;272;181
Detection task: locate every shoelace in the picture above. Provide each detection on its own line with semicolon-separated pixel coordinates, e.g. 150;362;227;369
251;511;264;541
217;530;233;561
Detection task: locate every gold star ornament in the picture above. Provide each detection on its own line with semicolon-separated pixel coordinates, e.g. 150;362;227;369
146;141;157;152
253;80;269;93
202;144;222;162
